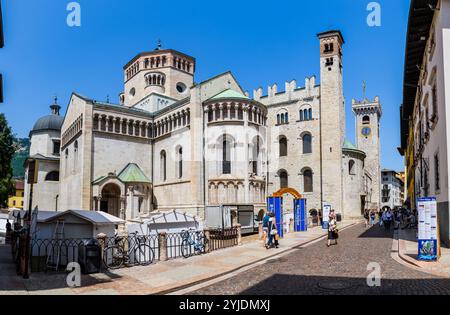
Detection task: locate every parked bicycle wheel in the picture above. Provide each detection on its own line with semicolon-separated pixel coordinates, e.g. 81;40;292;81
181;239;192;258
133;244;155;265
104;245;125;269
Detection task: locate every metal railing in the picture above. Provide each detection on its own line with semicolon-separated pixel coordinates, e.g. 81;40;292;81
30;238;88;272
166;230;207;259
208;227;239;252
11;227;240;273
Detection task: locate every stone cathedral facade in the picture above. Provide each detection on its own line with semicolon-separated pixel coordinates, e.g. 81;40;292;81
24;30;381;224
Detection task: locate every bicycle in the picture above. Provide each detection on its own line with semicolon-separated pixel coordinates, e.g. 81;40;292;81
103;232;154;269
180;229;208;258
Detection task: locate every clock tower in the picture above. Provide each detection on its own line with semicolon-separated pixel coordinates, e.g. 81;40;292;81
352;96;382;211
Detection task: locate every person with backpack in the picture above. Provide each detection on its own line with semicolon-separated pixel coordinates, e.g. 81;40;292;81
262;212;270;247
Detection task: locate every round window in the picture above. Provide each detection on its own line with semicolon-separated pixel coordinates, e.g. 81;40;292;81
176;82;187;94
129;88;136;98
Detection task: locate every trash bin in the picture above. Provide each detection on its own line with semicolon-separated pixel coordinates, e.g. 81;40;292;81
78;239;101;274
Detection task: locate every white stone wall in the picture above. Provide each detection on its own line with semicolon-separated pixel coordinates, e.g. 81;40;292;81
23;160;60;211
263;92;322;214
342;151;365;218
29;130;61;157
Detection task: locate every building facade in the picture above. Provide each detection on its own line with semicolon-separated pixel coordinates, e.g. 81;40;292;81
399;0;450;246
26;30;382;225
8;181;24;210
381;169;405;210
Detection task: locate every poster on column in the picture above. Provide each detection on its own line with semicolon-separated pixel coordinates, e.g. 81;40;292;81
322;204;331;229
417;197;439;261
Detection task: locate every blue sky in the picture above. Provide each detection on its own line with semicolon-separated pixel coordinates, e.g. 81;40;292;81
0;0;410;171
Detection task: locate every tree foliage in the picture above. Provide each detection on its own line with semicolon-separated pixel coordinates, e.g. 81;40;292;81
0;113;16;208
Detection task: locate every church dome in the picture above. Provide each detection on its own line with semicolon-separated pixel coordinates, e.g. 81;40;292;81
30;101;64;135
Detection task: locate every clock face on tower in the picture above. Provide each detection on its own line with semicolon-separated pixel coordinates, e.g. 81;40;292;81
361;127;371;136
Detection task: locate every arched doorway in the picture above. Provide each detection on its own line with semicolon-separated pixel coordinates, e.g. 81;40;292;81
100;184;121;217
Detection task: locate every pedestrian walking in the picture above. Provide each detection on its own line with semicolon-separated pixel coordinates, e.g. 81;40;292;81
262;212;270;247
266;213;279;249
370;209;376;227
383;209;393;231
327;214;338;247
364;209;370;228
378;209;384;228
394;210;401;230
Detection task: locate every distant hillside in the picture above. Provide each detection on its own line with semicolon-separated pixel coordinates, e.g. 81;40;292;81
11;138;30;179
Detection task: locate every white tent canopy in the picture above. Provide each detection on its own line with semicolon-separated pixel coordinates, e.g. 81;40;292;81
128;209;203;235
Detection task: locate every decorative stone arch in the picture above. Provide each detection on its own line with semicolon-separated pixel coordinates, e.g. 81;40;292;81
272;187;302;199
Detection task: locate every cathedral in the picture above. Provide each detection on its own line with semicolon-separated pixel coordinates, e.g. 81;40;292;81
24;30;382;226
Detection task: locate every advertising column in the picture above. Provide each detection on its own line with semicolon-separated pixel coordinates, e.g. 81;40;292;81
267;196;283;238
417;197;439;261
294;199;308;232
322;204;331;229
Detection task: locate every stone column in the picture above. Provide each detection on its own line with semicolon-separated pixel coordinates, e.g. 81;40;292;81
96;233;107;269
204;228;211;252
158;232;167;261
93;196;98;211
243;105;250;203
236;224;242;246
120;196;126;220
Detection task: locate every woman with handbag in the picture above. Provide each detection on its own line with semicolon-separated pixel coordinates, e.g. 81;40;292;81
327;215;338;247
266;213;279;249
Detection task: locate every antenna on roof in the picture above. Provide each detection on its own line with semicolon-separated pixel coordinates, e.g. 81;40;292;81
155;39;162;50
362;81;367;101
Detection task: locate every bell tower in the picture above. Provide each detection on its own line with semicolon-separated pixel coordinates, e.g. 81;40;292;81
352;95;382;210
318;30;345;215
122;42;196;107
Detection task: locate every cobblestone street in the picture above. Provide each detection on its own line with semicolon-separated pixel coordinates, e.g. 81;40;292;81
193;223;450;295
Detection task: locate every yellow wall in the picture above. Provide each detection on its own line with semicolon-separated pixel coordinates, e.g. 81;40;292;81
8;189;24;209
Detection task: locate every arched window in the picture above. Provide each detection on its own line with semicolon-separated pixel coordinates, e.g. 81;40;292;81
279;170;288;188
277;111;288;125
251;137;261;175
362;115;370;125
177;147;183;179
45;171;60;182
303;169;313;192
300;110;304;121
308;108;312;120
222;138;231;174
349;160;356;175
302;133;312;154
160;150;167;181
279;136;287;157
